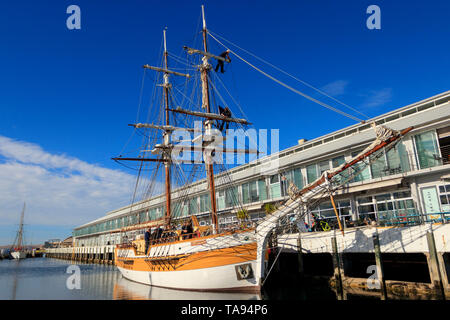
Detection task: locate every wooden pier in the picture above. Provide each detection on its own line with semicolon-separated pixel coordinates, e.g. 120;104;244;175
274;223;450;299
45;245;116;265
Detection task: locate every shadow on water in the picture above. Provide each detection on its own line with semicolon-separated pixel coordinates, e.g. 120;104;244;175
262;273;338;300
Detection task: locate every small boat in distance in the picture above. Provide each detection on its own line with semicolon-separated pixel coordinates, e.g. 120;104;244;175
10;203;27;259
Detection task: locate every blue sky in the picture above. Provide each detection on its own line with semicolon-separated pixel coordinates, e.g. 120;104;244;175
0;0;449;245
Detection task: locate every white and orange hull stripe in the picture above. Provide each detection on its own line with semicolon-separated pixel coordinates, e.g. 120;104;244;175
115;230;261;292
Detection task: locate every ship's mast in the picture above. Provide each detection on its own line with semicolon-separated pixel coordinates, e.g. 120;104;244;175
16;203;25;250
116;29;190;228
200;5;219;233
162;28;172;226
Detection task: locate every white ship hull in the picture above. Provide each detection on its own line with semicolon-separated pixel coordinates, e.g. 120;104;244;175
117;259;259;292
11;251;27;259
115;230;260;292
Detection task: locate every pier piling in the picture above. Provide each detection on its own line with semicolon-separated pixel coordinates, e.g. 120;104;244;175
331;236;344;299
426;230;445;299
297;234;304;278
373;231;387;300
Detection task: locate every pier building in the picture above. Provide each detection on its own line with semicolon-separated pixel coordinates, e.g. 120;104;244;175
71;90;450;247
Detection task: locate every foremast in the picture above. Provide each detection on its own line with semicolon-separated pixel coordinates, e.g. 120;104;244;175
118;29;190;228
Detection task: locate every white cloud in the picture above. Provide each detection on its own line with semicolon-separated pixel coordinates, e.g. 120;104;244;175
320;80;349;97
361;88;393;109
0;136;138;227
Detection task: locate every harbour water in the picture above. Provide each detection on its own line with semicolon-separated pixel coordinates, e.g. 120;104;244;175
0;257;441;300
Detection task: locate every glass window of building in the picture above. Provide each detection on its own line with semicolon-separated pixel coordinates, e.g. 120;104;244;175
437;126;450;165
387;142;410;173
286;168;303;188
357;191;417;224
172;201;182;218
310;199;351;221
306;164;318;184
281;168;302;196
371;142;411;179
148;208;156;220
139;210;148;223
270;174;281;199
189;198;198;215
351;150;371;182
319;160;330;175
217;190;226;210
439;184;450;213
242;182;249;204
332;155;345;168
242;180;259;204
370;152;387;179
414;130;441;169
200;193;211;213
258;179;268;201
179;201;189;217
356;196;376;220
225;186;239;208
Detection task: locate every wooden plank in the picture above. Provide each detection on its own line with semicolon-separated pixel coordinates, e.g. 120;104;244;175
142;64;191;78
167;108;251;125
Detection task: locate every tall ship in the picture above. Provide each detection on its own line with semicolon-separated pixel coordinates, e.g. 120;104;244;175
11;203;27;260
113;5;413;292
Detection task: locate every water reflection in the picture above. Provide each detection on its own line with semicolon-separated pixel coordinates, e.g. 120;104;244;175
113;277;262;300
1;258;445;300
10;259;20;300
0;258;121;300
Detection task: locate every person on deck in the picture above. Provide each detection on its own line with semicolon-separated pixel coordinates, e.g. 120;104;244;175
215;49;231;73
144;228;151;255
155;225;164;242
186;221;194;238
181;220;190;240
181;220;194;240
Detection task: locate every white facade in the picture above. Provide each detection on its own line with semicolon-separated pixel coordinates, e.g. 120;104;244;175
73;91;450;247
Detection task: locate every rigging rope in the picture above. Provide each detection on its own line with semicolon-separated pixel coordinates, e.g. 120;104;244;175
207;31;365;123
208;30;370;120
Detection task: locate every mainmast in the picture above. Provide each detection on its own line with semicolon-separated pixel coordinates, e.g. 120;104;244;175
200;5;219;233
162;28;172;226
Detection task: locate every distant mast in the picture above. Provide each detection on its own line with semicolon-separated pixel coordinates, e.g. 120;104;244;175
200;5;219;233
16;203;25;250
